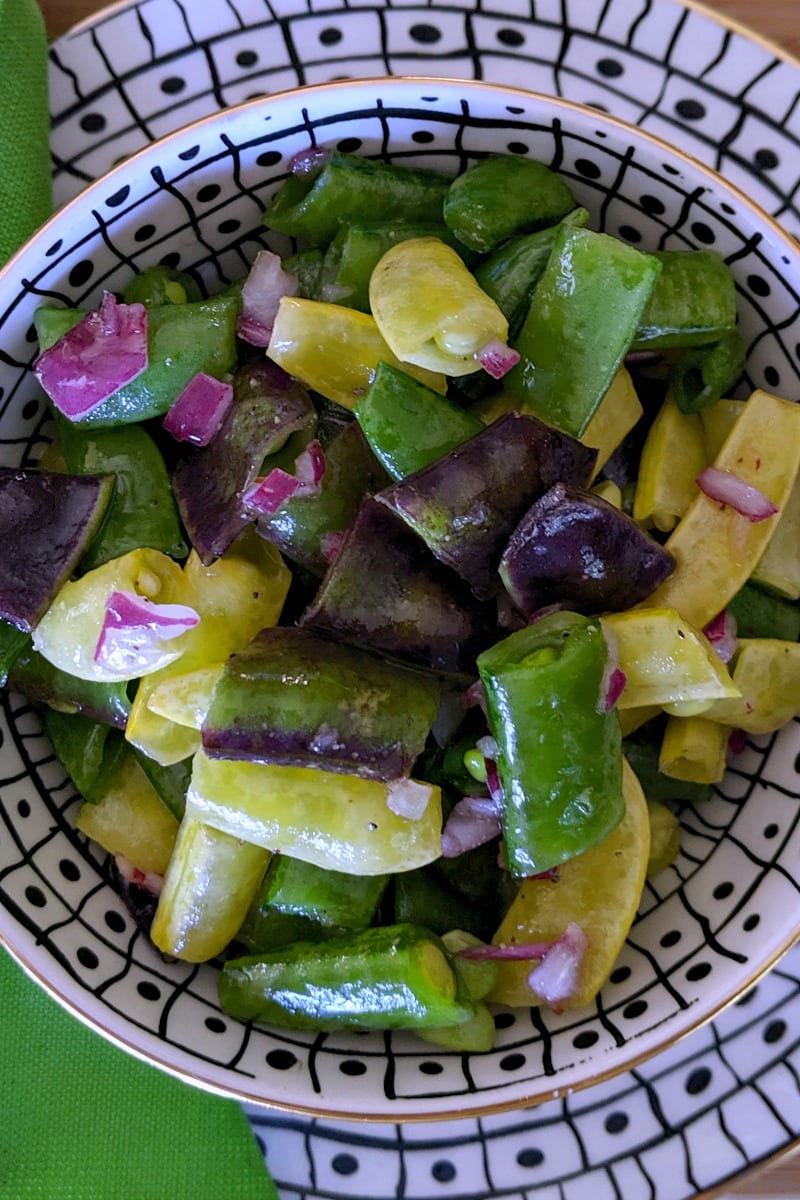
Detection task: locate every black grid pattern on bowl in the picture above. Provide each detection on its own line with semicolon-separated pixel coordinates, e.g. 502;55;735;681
2;86;800;1120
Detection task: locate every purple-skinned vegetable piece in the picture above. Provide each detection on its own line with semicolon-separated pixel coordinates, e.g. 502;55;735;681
0;467;114;632
171;358;315;563
499;482;675;617
300;497;488;673
377;411;597;597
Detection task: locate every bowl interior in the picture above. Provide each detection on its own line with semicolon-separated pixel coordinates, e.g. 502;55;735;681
2;77;800;1120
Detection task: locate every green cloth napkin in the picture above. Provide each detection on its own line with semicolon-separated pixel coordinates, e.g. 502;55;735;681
0;4;278;1196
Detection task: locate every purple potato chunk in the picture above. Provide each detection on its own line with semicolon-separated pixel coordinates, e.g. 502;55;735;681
377;411;597;597
171;359;314;563
499;482;675;616
0;467;114;632
300;498;487;673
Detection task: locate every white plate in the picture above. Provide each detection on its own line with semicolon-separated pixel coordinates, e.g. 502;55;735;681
44;2;800;1196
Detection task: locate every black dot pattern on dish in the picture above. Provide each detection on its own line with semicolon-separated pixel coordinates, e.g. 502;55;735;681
319;27;342;46
332;1154;358;1176
105;186;130;208
686;1066;712;1094
236;50;258;68
137;981;161;1002
517;1148;544;1168
764;1019;787;1044
161;75;186;95
205;1016;227;1033
500;1053;526;1072
691;221;715;244
660;929;682;947
575;158;602;179
21;400;38;421
597;57;624;78
59;858;80;882
412;131;435;143
104;909;125;933
605;1111;629;1133
16;799;29;818
419;1060;444;1075
619;224;642;242
197;183;222;203
134;223;156;243
507;141;528;155
623;999;647;1019
68;260;94;288
266;1049;297;1070
609;966;631;985
755;148;779;170
713;881;734;900
77;946;99;969
409;23;441;43
340;1060;367;1076
748;274;771;297
573;1029;599;1049
675;98;706;120
25;885;46;907
743;913;761;931
640;194;666;216
498;28;525;47
686;962;712;982
493;1011;515;1030
764;365;780;387
764;822;779;838
80;112;106;134
432;1160;457;1183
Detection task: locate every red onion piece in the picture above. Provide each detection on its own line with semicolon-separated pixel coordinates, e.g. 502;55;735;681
696;466;779;523
526;602;565;626
485;757;504;805
237;250;300;346
320;530;346;564
463;678;488;716
527;921;588;1009
476;734;498;760
163;372;233;446
386;778;432;820
115;854;164;896
440;795;503;857
290;146;330;175
703;609;738;663
477;339;520;379
727;727;747;756
599;627;627;711
457;938;558;962
293;439;326;487
94;590;199;674
34;292;148;418
244;439;326;515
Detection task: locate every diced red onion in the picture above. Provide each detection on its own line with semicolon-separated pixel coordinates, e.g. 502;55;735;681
527;922;587;1009
703;609;738;663
440;795;503;857
696;466;779;523
463;678;488;716
477;339;520;379
727;727;747;756
293;439;326;487
457;938;559;962
599;627;627;711
527;603;564;626
34;292;148;418
163;372;233;446
290;146;330;174
624;350;662;365
528;865;560;883
244;440;326;515
94;590;199;674
320;530;346;564
485;757;504;805
237;250;300;346
386;778;431;820
476;734;498;760
115;854;164;896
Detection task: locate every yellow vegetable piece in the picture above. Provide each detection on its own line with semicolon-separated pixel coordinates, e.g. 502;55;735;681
633;396;705;532
582;366;643;483
146;662;224;730
267;295;446;408
151;814;269;962
699;398;744;460
369;237;508;376
186;750;442;876
703;639;800;734
659;715;728;784
619;705;661;737
601;608;739;710
752;475;800;599
126;532;290;766
591;479;623;509
646;799;681;879
33;548;190;684
75;753;179;874
488;758;649;1011
642;390;800;629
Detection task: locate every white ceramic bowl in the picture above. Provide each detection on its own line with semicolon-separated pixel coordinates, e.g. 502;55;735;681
1;77;799;1121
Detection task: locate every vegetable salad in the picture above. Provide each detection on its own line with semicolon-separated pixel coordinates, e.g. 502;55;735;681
3;147;800;1050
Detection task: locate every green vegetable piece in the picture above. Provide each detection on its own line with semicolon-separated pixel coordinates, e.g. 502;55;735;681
283;248;324;298
474;207;589;336
131;749;191;822
56;416;187;569
42;709;127;804
416;1001;496;1052
239;854;389;952
646;798;681;878
219;924;475;1031
443;155;576;253
622;737;713;805
34;287;241;426
727;583;800;641
393;868;491;941
632;250;737;349
10;648;131;729
0;621;31;687
441;930;498;1001
507;226;662;437
264;152;450;248
670;329;746;414
318;222;473;312
202;626;441;781
355;362;482;480
477;611;624;876
123;265;202;307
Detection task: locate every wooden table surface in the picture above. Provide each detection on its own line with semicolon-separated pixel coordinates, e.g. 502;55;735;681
33;0;800;1196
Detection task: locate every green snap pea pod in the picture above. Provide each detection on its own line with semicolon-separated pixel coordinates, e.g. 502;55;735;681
56;416;186;570
507;226;662;437
131;749;191;822
415;929;498;1052
34;286;241;426
10;648;131;728
632;250;737;349
318;222;474;312
443;155;576;253
0;622;31;687
256;420;388;575
473;207;589;337
392;867;493;941
477;611;624;877
727;583;800;641
219;923;475;1031
202;626;441;781
283;248;324;298
355;362;483;480
264;152;450;248
122;265;202;307
42;709;127;804
239;854;389;952
670;329;746;414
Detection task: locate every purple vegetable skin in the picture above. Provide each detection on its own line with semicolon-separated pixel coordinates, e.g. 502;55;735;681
0;467;114;631
499;482;675;616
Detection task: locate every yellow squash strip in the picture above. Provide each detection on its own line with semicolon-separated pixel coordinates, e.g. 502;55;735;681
659;715;729;784
751;476;800;599
75;754;179;875
601;608;739;711
488;758;649;1011
641;389;800;629
583;366;643;482
632;395;706;532
699;398;744;460
146;662;225;730
267;295;446;407
703;639;800;734
186;751;443;876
